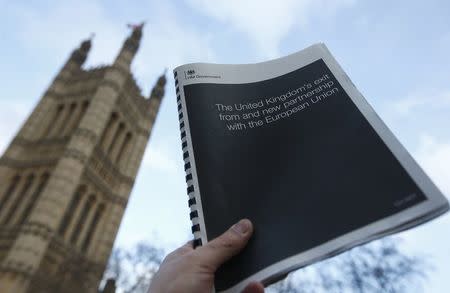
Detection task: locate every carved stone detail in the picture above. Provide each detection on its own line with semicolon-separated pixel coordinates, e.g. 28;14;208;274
63;148;88;164
73;128;98;145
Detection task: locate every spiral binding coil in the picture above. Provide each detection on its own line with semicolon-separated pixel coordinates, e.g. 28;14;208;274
174;71;203;248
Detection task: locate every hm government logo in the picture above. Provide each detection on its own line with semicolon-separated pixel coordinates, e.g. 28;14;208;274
184;69;196;79
184;69;221;80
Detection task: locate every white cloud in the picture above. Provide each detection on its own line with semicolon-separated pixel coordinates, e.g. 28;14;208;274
400;135;450;293
142;143;178;174
7;0;217;94
186;0;355;57
414;135;450;196
392;90;450;115
133;1;217;94
0;100;32;154
9;1;122;66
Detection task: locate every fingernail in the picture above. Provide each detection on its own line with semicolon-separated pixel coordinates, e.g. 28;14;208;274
232;219;251;235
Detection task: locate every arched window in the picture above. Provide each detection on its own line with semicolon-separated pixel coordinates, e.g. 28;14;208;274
4;174;34;225
100;113;118;151
18;173;50;225
116;132;132;164
67;100;90;135
75;101;89;131
70;194;95;244
44;104;64;137
107;122;125;155
56;103;76;137
0;175;20;216
61;103;78;136
81;203;105;252
58;186;85;236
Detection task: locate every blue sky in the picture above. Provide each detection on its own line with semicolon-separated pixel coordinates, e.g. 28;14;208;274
1;0;449;291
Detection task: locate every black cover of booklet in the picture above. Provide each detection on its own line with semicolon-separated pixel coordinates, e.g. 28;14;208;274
173;44;449;292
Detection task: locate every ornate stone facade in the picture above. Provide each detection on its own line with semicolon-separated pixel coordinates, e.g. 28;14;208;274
0;25;166;293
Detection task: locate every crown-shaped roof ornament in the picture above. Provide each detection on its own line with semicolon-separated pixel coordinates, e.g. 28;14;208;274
126;21;146;30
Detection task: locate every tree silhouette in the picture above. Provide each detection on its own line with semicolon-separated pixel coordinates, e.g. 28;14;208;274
269;237;429;293
102;242;163;293
102;237;429;293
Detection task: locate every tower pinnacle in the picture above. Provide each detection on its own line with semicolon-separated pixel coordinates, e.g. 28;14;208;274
125;22;145;52
115;22;145;68
149;70;167;100
70;37;92;66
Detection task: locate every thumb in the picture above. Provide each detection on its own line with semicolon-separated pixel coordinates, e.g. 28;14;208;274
196;219;253;271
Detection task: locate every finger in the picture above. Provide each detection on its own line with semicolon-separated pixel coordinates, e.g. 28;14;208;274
242;282;265;293
196;219;253;271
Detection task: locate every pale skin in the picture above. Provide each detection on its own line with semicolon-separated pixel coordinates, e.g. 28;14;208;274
148;219;265;293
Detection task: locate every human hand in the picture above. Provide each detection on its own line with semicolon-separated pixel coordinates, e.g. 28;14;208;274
148;219;264;293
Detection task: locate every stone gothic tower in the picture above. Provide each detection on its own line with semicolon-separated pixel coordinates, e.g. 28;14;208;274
0;25;166;292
